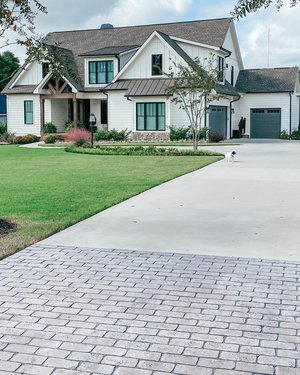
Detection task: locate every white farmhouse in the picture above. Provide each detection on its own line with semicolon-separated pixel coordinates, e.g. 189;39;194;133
3;18;300;139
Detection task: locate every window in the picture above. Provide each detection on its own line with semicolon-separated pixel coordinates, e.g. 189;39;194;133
231;66;234;86
218;56;224;82
89;61;114;84
136;103;165;131
24;101;33;124
152;54;163;76
42;63;50;78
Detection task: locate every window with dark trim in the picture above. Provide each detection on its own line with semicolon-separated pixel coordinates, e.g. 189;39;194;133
24;100;33;124
136;103;165;131
152;54;163;76
231;66;234;85
42;63;50;78
218;56;224;82
89;61;114;84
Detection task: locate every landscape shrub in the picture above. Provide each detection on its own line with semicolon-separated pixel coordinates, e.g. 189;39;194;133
64;128;90;147
207;130;224;143
199;127;208;140
94;128;131;142
291;129;300;140
66;145;223;157
44;134;65;144
0;131;14;142
169;126;191;141
0;123;7;135
12;134;40;144
43;122;57;134
65;121;84;132
280;130;290;140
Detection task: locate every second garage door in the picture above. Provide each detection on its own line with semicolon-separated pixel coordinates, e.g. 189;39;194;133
209;105;227;139
250;108;281;139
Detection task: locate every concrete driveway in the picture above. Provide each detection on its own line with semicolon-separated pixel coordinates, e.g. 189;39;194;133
42;140;300;261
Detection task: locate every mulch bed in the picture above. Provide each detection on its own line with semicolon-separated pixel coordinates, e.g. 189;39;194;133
0;219;17;237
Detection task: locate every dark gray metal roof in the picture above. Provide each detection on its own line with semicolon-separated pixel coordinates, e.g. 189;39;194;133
216;80;240;97
105;78;175;96
235;67;298;93
79;45;140;56
2;85;37;94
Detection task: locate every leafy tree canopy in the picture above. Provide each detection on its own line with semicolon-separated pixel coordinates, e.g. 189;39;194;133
233;0;300;18
0;51;20;91
0;1;78;86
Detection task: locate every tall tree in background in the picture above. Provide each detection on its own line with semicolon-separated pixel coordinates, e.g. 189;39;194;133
0;51;20;91
233;0;300;18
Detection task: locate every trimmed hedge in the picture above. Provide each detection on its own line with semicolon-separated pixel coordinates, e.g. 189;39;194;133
44;134;65;144
66;145;223;157
12;134;40;144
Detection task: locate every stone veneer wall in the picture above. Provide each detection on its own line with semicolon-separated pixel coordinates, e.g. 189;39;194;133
132;132;170;141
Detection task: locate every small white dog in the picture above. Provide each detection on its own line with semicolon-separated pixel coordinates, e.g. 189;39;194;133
225;151;236;162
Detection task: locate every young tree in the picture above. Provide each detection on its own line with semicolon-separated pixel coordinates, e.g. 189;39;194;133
166;55;221;150
0;51;20;91
233;0;300;18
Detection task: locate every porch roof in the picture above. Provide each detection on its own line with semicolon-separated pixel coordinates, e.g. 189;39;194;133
2;85;37;94
105;78;175;97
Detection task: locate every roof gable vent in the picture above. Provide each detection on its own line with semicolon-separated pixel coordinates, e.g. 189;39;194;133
100;23;114;29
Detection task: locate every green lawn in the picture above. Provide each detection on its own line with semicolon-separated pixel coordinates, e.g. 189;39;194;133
0;145;222;258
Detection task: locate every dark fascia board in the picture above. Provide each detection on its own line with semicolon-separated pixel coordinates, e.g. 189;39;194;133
241;90;293;94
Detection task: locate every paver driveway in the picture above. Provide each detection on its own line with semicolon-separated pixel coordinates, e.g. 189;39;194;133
42;140;300;261
0;243;299;375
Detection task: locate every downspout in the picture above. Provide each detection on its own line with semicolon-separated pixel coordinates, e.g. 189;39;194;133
229;95;241;139
289;92;292;136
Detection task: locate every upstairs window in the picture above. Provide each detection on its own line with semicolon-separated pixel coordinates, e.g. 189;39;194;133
89;61;114;84
152;54;163;76
42;62;50;78
218;56;224;82
24;100;33;124
231;65;234;86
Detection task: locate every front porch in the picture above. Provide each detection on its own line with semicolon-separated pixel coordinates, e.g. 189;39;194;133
38;77;108;134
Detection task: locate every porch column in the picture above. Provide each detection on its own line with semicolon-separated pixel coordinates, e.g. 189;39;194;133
40;98;45;135
73;98;78;128
79;99;84;124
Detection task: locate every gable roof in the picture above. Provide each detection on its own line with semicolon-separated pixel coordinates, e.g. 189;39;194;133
43;18;231;88
3;18;232;94
235;67;298;93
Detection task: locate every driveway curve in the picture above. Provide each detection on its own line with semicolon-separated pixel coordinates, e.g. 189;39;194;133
42;140;300;261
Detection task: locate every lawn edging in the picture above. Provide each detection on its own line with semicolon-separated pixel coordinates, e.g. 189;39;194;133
65;146;224;157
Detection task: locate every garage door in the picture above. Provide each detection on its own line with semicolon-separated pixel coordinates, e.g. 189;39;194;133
251;108;281;139
209;106;227;138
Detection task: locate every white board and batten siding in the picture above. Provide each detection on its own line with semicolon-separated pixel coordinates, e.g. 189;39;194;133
233;93;296;135
7;94;41;136
121;36;182;80
16;62;43;86
108;91;134;131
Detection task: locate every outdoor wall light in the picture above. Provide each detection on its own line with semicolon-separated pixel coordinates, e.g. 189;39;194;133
89;113;97;147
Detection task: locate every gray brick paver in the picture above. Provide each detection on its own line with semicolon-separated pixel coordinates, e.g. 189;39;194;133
0;244;299;374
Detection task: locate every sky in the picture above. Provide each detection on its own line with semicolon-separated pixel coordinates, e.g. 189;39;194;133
4;0;300;69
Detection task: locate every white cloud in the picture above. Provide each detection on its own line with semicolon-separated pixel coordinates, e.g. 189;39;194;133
84;0;193;28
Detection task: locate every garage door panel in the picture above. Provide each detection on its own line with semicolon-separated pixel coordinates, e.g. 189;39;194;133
251;108;281;139
209;106;227;138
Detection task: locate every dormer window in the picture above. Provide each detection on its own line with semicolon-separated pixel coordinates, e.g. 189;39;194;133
218;56;224;83
152;54;163;76
89;61;114;84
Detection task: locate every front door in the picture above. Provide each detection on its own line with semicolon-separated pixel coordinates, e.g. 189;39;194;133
101;100;108;128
